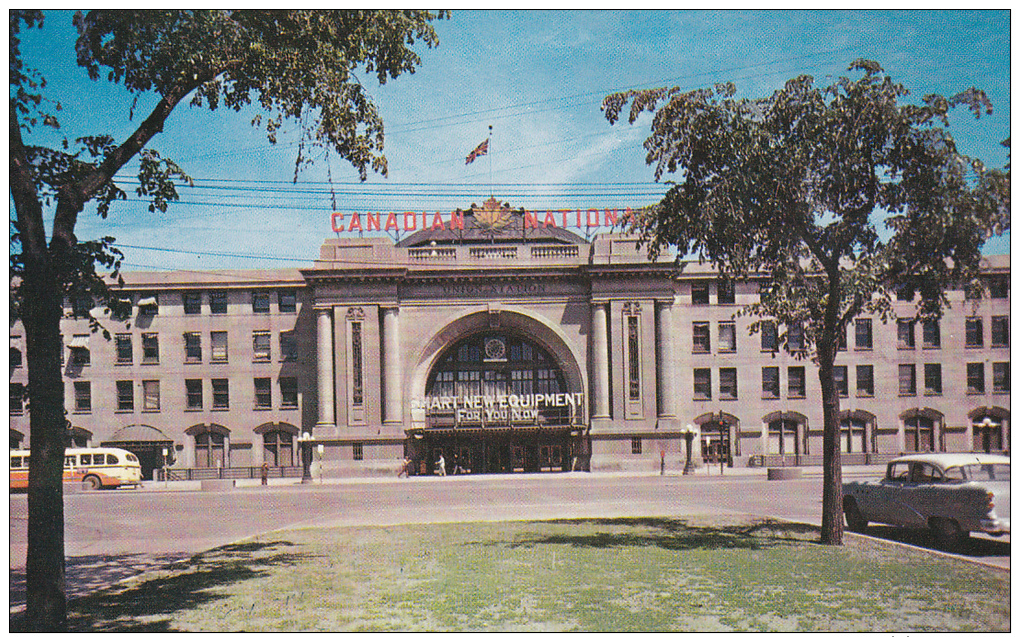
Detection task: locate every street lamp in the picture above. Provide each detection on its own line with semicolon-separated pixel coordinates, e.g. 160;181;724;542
301;432;313;484
683;424;696;475
162;447;169;486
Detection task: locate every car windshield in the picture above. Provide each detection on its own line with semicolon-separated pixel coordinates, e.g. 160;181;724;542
950;463;1010;482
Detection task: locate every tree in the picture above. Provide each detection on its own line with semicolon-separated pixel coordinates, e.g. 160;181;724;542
10;10;445;629
603;60;1009;546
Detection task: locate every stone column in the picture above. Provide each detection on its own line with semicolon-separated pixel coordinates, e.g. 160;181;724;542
656;300;678;422
591;302;611;421
316;308;335;427
382;306;402;425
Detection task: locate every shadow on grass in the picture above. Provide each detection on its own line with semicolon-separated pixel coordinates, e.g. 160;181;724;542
474;517;818;552
10;540;304;632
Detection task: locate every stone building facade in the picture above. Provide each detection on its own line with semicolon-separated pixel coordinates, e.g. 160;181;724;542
9;201;1011;478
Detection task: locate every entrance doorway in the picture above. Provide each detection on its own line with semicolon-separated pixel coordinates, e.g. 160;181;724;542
409;428;583;476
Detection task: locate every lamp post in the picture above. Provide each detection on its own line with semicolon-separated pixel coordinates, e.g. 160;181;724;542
301;432;313;484
683;424;696;475
162;447;168;487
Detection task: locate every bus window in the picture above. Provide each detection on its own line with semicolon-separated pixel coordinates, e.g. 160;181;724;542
106;454;119;466
11;457;22;468
80;454;92;466
64;456;76;467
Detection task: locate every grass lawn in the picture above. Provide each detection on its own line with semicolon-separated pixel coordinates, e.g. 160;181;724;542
64;515;1009;632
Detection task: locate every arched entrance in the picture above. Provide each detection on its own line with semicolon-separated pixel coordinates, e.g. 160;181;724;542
105;424;173;480
408;324;587;475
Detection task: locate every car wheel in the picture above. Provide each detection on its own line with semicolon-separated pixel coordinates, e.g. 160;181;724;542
82;475;102;491
930;517;968;551
843;497;868;533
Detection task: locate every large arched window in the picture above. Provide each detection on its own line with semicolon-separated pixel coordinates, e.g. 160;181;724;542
187;424;229;468
424;332;572;426
840;418;868;454
972;416;1004;453
768;419;801;455
258;424;297;467
904;416;937;453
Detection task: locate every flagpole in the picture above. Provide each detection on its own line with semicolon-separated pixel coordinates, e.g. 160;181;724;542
487;125;493;199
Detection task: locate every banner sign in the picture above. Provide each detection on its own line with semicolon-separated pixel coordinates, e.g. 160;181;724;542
330;208;636;234
412;392;584;425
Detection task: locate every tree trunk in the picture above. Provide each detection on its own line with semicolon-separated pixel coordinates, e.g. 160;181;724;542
817;281;844;546
22;261;70;631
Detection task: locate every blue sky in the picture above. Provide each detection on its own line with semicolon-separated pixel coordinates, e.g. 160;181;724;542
15;10;1012;271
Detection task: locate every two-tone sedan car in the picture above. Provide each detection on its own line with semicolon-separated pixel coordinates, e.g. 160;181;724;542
842;453;1010;550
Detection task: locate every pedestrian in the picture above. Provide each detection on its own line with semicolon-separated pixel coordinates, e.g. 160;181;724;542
397;457;410;478
260;461;269;486
437;453;446;477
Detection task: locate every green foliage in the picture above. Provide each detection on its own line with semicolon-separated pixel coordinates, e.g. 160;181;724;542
604;60;1009;348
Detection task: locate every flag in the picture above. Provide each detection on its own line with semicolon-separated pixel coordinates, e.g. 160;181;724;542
465;139;489;165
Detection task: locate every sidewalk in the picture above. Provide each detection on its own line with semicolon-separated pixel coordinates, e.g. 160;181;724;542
132;462;886;492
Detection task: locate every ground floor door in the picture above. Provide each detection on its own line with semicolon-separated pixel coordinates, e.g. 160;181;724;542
108;440;174;480
410;428;584;475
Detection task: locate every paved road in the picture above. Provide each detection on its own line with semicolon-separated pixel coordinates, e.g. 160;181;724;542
9;471;1009;614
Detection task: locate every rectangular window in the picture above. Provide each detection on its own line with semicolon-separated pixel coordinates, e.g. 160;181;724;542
183;292;202;315
254;377;272;409
719;368;738;400
211;331;228;362
631;437;643;454
693;368;712;400
787;324;805;352
111;295;132;321
253;330;271;362
834;366;848;398
897;319;915;349
788;367;806;398
692;322;711;353
210;291;228;314
922;319;941;349
760;321;778;352
992;362;1009;394
71;294;94;317
116;380;134;411
252;291;271;314
351;322;364;406
991;316;1009;347
138;295;158;316
989;277;1008;299
74;381;91;413
353;442;364;461
691;282;710;305
717;279;735;304
10;383;24;415
627;316;640;400
896;285;914;301
762;367;780;399
115;333;133;364
143;379;160;411
965;317;984;348
718;322;737;353
186;379;203;410
856;365;874;397
69;334;91;366
855;318;873;350
280;377;298;408
212;378;229;409
280;330;298;362
924;363;942;396
184;332;202;363
899;364;917;396
141;333;159;364
278;290;297;313
967;363;985;394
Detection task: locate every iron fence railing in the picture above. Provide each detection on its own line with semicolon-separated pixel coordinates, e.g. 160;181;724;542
159;465;304;481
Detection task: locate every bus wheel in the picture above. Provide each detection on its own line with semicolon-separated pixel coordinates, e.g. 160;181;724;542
82;475;102;491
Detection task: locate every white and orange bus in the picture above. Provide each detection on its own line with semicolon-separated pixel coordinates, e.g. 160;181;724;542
10;447;143;491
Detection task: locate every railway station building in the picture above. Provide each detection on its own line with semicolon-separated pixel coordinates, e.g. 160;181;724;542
8;198;1011;479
